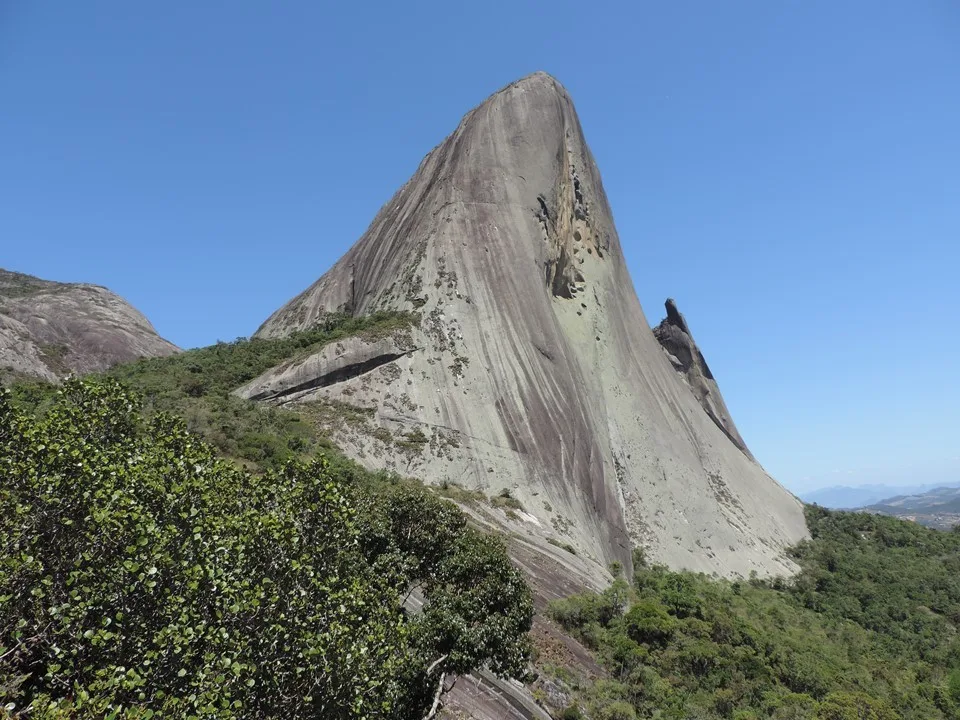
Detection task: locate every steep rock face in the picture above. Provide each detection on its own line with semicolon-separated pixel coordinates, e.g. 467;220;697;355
251;72;808;578
0;269;179;382
653;298;753;459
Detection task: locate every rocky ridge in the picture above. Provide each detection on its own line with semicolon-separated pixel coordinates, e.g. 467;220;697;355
652;298;753;459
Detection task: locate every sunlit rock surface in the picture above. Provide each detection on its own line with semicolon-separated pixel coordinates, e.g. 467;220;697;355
249;72;807;579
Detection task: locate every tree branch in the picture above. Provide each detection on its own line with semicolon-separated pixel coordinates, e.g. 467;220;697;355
426;653;448;676
422;671;446;720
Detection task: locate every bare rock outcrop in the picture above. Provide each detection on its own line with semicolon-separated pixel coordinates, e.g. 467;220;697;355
237;334;418;403
0;268;179;382
249;72;808;581
653;298;753;459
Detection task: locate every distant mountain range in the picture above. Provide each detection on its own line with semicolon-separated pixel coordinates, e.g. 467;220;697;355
802;482;960;531
864;486;960;531
802;481;960;510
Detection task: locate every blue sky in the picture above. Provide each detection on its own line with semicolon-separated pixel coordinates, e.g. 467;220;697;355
1;2;958;494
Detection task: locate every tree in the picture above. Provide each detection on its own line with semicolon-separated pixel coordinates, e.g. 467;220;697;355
948;669;960;706
624;601;676;645
816;692;898;720
0;379;532;719
355;480;533;716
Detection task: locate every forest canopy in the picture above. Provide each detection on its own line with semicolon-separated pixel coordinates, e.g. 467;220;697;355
547;508;960;719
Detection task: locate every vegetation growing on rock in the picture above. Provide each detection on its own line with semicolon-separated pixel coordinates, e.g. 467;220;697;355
0;269;179;382
8;311;417;471
7;314;960;719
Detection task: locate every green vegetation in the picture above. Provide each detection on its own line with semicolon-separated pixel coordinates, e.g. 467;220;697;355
0;270;58;298
7;311;960;719
0;379;532;718
396;427;429;453
8;311;416;471
0;368;34;388
110;310;415;395
548;537;578;556
547;507;960;719
435;480;486;505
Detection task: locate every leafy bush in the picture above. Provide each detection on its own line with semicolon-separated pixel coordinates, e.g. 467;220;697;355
550;580;630;633
113;311;417;397
0;379;532;718
815;692;898;720
949;669;960;705
491;487;524;512
598;700;636;720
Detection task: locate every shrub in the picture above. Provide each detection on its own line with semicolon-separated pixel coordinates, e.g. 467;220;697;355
948;669;960;705
816;692;898;720
491;487;524;512
549;580;630;631
598;700;636;720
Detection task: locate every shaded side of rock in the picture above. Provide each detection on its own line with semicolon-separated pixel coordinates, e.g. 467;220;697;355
236;335;418;403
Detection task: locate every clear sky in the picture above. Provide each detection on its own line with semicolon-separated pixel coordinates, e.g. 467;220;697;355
1;1;958;494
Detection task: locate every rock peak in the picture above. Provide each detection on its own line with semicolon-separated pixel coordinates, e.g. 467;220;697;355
506;70;564;91
653;299;752;458
663;297;691;335
517;69;569;95
250;76;806;582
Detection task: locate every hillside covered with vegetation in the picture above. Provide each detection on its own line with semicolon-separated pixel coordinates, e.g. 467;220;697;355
8;311;417;472
4;315;960;719
546;509;960;719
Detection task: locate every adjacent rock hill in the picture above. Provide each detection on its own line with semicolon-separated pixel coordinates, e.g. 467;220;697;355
247;72;808;577
0;268;178;382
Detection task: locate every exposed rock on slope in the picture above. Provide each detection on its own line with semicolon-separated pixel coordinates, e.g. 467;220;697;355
653;298;753;459
0;268;178;382
247;72;808;578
